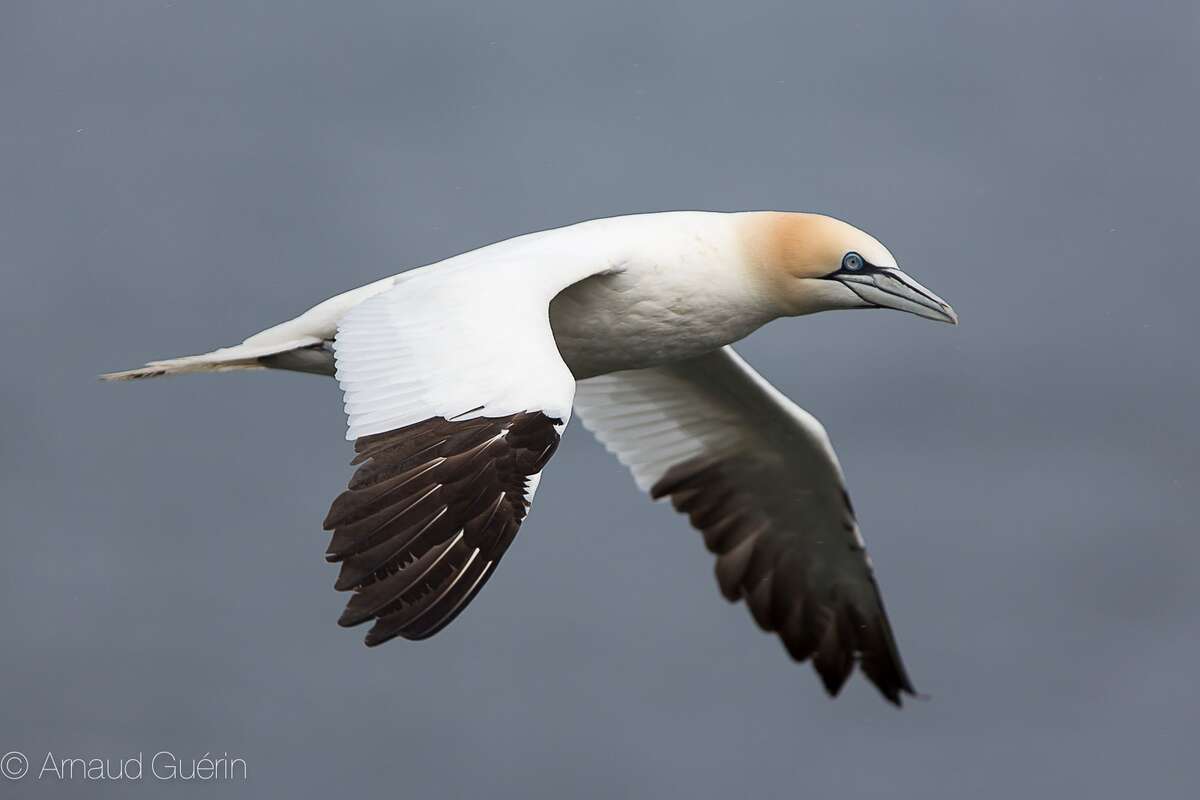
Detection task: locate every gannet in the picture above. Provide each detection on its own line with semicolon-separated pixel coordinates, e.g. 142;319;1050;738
103;210;956;705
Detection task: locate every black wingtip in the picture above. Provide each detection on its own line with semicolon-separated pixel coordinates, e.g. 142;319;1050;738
862;664;919;707
364;624;406;647
337;607;370;628
813;659;853;698
326;412;561;650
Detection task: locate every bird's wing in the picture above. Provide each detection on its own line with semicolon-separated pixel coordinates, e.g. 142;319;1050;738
574;346;916;704
324;254;608;645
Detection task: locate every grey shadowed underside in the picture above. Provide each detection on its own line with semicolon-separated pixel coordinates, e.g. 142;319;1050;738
259;344;337;376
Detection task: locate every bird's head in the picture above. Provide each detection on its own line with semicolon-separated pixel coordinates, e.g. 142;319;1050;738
741;211;957;324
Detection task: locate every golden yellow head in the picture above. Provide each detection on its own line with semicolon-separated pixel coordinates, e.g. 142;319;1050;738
738;211;957;323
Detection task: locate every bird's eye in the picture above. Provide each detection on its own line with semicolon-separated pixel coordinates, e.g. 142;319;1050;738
842;252;864;271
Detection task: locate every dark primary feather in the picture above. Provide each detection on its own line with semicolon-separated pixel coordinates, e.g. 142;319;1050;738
651;455;916;705
323;411;561;645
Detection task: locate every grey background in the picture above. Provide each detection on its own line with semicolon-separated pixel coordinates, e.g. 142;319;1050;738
3;1;1198;797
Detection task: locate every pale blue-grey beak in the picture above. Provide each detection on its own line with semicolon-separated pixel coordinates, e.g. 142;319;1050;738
836;268;958;324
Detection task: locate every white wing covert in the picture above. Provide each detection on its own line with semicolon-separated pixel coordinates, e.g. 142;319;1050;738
324;255;606;645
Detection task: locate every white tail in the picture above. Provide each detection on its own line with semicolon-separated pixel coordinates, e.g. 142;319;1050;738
100;336;324;381
101;274;402;381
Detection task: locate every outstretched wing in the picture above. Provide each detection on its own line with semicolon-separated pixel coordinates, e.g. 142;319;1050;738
325;255;607;645
574;347;916;704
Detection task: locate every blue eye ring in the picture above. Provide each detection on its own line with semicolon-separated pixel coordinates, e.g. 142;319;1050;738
842;252;864;271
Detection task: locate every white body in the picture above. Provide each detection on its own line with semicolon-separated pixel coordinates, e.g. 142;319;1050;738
547;212;773;378
103;210;952;704
238;211;772;380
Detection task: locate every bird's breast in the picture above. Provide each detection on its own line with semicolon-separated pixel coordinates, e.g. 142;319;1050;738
549;264;768;379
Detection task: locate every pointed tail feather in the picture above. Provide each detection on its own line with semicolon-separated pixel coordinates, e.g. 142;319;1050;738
100;336;323;381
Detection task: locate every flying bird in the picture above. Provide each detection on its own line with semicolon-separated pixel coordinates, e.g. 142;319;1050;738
103;211;956;705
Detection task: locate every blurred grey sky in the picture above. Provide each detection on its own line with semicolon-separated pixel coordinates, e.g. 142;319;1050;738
2;1;1198;797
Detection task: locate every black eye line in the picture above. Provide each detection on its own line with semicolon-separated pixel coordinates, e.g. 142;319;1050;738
824;255;890;279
